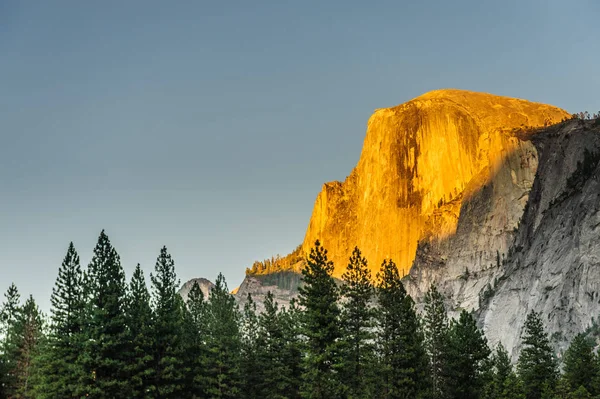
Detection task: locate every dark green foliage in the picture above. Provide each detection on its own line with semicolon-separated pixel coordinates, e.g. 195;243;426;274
150;246;187;397
339;247;376;398
258;292;303;399
240;294;261;399
183;281;209;398
36;242;86;398
298;240;343;399
423;284;449;399
0;283;21;397
517;311;558;399
82;230;131;398
5;295;44;398
376;259;429;399
566;149;600;191
204;273;241;399
485;343;525;399
127;264;155;398
562;333;597;396
444;310;491;399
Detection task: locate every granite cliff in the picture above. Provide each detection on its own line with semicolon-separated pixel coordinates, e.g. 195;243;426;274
186;89;600;357
301;89;568;277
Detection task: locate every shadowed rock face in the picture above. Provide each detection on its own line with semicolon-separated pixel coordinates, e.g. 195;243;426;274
301;89;568;277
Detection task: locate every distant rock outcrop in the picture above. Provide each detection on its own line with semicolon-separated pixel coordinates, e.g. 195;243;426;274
178;278;215;303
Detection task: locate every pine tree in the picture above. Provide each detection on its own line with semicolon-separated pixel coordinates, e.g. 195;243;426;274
10;295;44;398
517;311;558;399
183;281;208;398
204;273;241;399
150;245;186;397
82;230;131;398
423;284;449;399
34;242;86;398
240;294;261;399
486;343;525;399
277;298;303;399
339;247;376;398
127;264;155;398
444;309;491;399
0;283;21;397
375;259;429;399
298;240;342;399
562;333;597;396
256;292;302;399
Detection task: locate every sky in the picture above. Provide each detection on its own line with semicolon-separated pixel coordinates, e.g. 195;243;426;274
1;0;599;312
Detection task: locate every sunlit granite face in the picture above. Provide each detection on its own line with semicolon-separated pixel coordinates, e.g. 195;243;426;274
301;89;568;277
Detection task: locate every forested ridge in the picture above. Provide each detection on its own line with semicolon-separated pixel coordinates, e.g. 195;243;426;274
0;232;597;398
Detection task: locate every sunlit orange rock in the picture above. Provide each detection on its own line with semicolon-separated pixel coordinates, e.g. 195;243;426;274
301;89;569;277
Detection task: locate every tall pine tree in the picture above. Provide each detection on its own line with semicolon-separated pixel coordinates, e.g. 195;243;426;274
82;230;131;398
562;333;597;395
298;240;343;399
444;309;491;399
339;247;376;399
6;295;44;398
35;242;86;398
183;281;208;398
517;311;558;399
204;273;241;399
0;283;21;397
423;284;449;399
240;294;261;399
150;246;186;398
255;292;302;399
485;343;525;399
127;264;155;398
376;259;429;399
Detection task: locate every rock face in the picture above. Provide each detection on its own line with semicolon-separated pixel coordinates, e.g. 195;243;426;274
235;272;302;313
302;89;568;277
178;278;215;303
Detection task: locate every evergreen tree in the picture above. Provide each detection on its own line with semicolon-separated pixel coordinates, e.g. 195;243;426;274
35;242;86;398
127;264;155;398
277;298;303;399
0;283;21;397
240;294;261;399
423;284;449;399
204;273;241;399
568;385;592;399
339;247;376;399
150;246;186;398
82;230;131;398
256;292;302;399
562;333;597;396
5;295;44;398
517;311;558;399
444;309;491;399
183;281;208;398
486;343;525;399
375;259;429;399
298;240;343;399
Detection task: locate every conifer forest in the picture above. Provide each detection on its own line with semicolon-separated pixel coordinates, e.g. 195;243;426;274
1;231;597;399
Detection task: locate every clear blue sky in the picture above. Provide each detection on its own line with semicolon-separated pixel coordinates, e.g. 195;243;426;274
1;0;599;311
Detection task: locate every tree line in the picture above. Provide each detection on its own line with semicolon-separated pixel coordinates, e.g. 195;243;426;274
0;233;598;398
